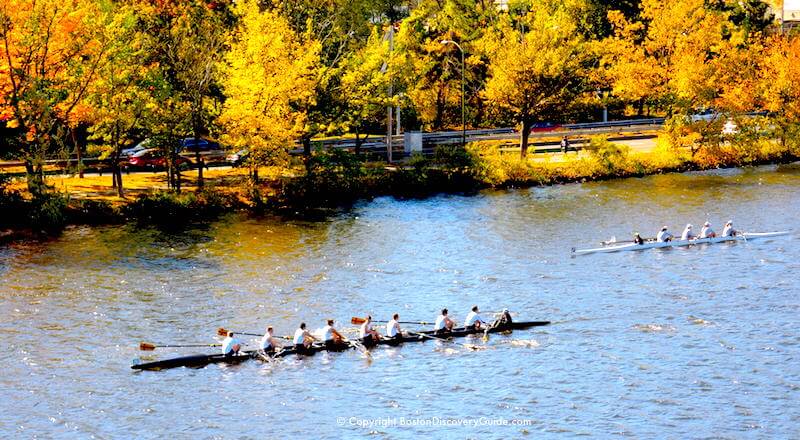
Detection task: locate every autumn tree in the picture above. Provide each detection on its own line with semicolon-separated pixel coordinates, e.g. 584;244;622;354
338;28;393;154
218;0;320;184
483;0;590;157
85;5;156;198
269;0;407;157
0;0;109;195
760;34;800;151
395;0;498;131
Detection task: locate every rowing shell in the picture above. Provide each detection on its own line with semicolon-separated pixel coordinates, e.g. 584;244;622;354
572;231;790;255
131;320;550;371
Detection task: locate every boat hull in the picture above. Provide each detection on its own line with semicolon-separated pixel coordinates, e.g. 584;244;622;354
572;231;790;255
131;320;550;371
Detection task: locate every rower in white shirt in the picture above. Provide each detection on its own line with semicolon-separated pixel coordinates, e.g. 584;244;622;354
434;308;455;334
259;326;282;355
221;331;242;357
359;315;381;343
681;224;695;241
657;226;673;242
386;313;402;341
464;305;487;330
293;322;316;354
722;220;737;237
699;221;716;238
322;319;346;351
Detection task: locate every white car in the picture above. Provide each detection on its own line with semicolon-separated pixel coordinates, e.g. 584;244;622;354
121;139;151;158
690;109;718;122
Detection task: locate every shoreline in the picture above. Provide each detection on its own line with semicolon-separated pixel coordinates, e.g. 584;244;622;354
1;144;798;243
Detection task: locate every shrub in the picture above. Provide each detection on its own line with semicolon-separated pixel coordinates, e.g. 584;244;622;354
28;192;69;234
586;136;631;174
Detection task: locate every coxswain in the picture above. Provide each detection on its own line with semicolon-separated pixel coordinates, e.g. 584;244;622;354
322;319;346;351
386;313;402;341
259;326;282;356
700;222;716;238
633;233;644;245
681;224;695;241
722;220;737;237
657;226;673;242
434;308;455;334
359;315;381;343
464;305;487;330
491;308;513;329
293;322;316;354
221;331;242;357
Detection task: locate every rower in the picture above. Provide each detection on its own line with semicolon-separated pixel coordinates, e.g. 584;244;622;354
221;331;242;357
259;326;282;355
633;233;644;245
434;308;455;335
464;305;487;330
700;221;716;238
293;322;316;354
722;220;737;237
386;313;402;341
681;224;695;241
322;319;346;351
359;315;381;343
657;226;673;242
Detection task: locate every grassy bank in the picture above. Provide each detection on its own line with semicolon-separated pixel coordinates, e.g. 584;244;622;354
2;135;799;240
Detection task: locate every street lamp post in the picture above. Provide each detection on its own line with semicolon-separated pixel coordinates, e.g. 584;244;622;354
441;40;465;147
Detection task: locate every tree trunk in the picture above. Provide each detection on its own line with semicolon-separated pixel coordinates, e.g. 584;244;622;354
354;125;362;156
302;136;312;172
195;148;203;189
519;120;532;158
71;128;84;178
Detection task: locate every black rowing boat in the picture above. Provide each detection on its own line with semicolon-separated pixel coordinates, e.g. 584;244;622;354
131;320;550;371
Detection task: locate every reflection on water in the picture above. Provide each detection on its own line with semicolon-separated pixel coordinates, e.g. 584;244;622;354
1;164;799;438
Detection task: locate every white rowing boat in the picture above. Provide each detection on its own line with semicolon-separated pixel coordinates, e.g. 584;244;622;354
571;231;791;255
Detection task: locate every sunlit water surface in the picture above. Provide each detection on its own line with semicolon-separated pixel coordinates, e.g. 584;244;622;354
2;164;800;438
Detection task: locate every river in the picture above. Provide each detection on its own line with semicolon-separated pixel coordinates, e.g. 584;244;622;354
1;164;799;439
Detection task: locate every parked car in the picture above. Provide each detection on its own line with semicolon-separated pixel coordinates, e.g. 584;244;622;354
121;139;151;158
226;149;249;166
128;148;192;169
690;109;719;122
530;122;562;133
181;137;221;152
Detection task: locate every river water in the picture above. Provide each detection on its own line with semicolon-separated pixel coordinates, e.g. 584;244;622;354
1;164;799;439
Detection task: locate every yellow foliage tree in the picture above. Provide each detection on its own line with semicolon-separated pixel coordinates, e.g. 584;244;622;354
760;34;800;150
483;0;589;157
218;0;320;183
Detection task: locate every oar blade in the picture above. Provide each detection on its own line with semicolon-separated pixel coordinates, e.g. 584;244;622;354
351;317;367;325
139;342;156;351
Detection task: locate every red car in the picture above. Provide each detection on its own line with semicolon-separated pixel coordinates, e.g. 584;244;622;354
128;148;192;169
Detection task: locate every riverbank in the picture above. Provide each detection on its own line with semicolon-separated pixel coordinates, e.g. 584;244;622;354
1;135;798;241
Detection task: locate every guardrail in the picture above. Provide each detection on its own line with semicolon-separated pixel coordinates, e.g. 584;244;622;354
0;117;675;168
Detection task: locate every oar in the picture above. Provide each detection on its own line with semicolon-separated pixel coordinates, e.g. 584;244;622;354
351;317;431;325
139;342;221;351
217;327;293;340
601;236;656;246
217;327;261;337
405;330;486;351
